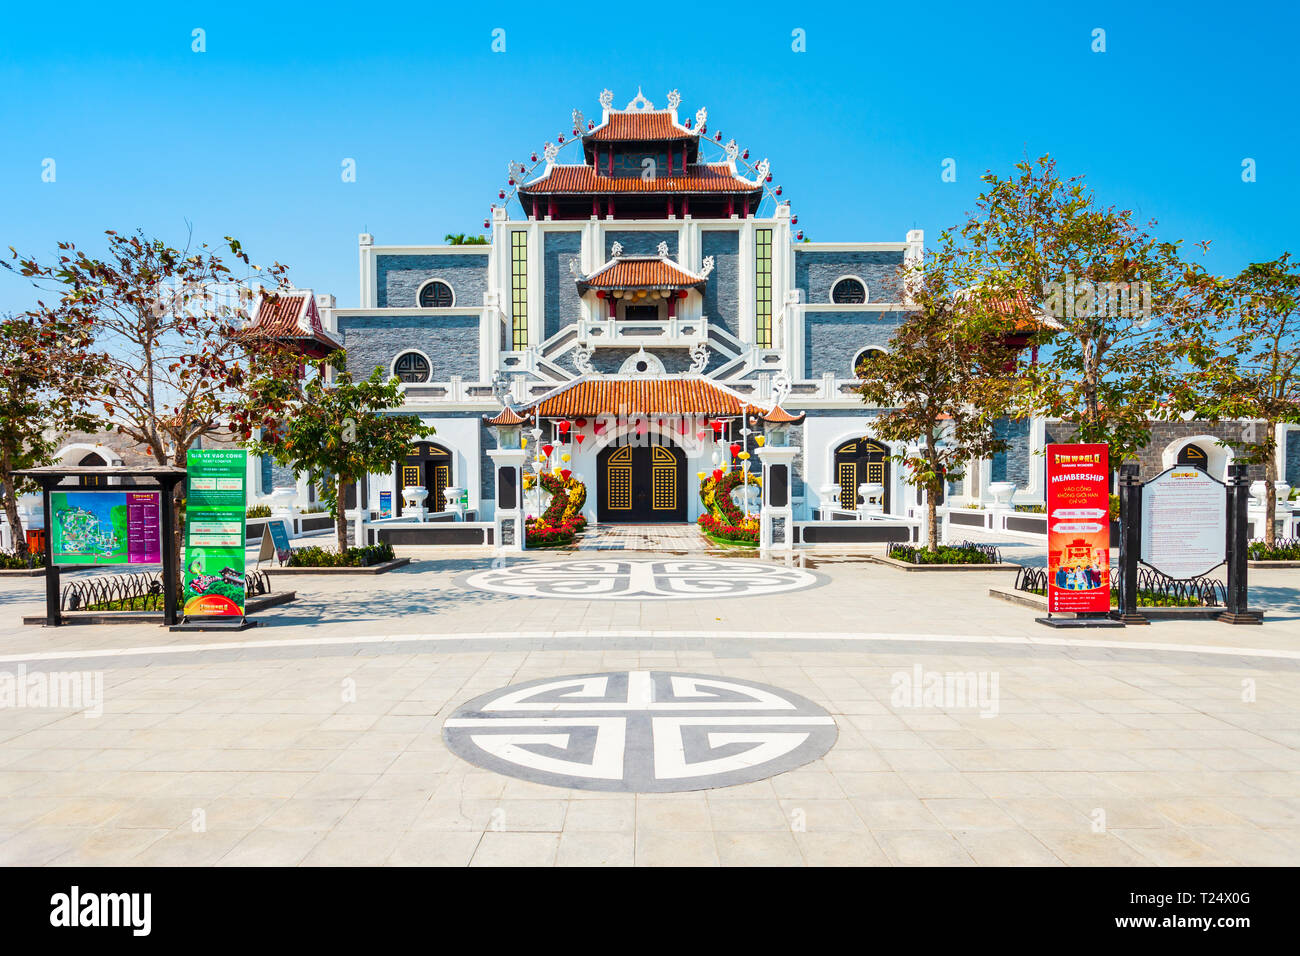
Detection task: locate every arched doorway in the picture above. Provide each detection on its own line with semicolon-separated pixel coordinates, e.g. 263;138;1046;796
834;438;890;512
597;442;687;523
398;440;452;515
1176;443;1208;471
78;452;107;487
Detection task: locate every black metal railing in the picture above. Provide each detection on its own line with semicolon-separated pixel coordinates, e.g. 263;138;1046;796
62;570;271;612
1247;537;1300;560
1014;565;1224;607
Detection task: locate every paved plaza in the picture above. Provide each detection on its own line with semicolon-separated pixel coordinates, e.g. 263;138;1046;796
1;547;1298;866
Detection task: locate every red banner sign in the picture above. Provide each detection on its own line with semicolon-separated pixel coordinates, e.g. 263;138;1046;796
1046;443;1111;613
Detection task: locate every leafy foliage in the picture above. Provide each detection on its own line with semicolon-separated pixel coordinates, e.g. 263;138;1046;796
888;542;1000;565
287;542;396;567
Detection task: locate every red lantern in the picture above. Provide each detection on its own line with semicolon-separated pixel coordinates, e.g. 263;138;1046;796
575;434;585;446
557;420;571;435
710;420;725;435
729;443;742;458
712;469;724;482
560;469;572;480
542;443;554;457
593;421;606;435
575;417;587;428
498;190;505;199
697;429;707;440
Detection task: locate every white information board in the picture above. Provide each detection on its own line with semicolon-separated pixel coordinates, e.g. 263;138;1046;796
1140;467;1227;579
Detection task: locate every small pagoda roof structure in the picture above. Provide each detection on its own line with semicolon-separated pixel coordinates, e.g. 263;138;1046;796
760;404;806;426
238;289;342;359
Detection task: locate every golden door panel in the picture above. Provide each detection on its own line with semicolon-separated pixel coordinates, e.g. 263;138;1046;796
838;462;857;508
607;468;632;510
651;466;676;510
402;466;421;488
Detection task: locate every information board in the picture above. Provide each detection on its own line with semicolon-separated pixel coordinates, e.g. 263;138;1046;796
183;450;248;617
1046;443;1111;613
1140;467;1227;579
50;490;161;566
378;491;392;519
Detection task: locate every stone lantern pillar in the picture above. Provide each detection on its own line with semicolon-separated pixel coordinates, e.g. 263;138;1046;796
485;407;528;552
756;444;798;557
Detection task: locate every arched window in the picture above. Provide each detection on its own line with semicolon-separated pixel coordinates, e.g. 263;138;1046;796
831;277;867;304
852;346;886;378
393;351;431;384
417;280;454;308
78;452;107;488
1177;443;1208;471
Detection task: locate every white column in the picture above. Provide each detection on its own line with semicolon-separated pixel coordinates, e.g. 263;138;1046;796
757;445;798;557
487;448;526;552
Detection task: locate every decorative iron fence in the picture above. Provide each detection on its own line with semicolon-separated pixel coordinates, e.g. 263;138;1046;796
1014;565;1224;607
62;570;272;612
1247;537;1300;560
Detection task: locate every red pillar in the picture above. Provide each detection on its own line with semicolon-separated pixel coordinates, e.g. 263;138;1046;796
668;295;676;319
682;197;689;217
609;296;617;318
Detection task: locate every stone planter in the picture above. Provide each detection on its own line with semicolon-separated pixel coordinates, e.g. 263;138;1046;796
988;481;1017;509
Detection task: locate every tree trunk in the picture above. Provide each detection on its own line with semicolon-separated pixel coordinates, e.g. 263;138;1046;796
927;490;939;552
335;478;349;554
1;474;25;555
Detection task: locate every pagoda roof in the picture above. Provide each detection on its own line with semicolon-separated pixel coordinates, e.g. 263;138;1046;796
239;290;341;358
484;406;529;427
525;376;761;418
578;255;707;291
584;110;697;144
519;163;759;196
761;404;806;425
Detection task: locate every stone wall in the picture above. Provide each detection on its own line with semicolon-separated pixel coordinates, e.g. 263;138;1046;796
1287;429;1300;484
803;311;903;378
338;314;480;382
605;231;676;258
375;253;489;308
543;231;583;340
701;229;739;337
991;418;1032;487
794;249;905;304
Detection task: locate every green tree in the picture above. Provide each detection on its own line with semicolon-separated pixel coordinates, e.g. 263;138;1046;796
5;229;296;570
245;354;433;553
856;258;1023;551
943;156;1204;463
0;312;106;551
444;233;488;245
1191;254;1300;544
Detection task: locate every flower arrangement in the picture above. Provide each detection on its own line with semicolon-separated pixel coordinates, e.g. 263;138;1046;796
697;468;762;544
525;472;588;547
697;512;759;545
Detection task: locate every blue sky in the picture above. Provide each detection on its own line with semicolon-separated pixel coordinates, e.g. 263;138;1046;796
1;1;1295;313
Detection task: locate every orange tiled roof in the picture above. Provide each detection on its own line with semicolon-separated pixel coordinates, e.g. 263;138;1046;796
585;111;696;142
968;291;1055;333
485;406;528;426
529;378;756;418
519;164;759;195
241;291;342;353
582;258;703;289
762;404;806;424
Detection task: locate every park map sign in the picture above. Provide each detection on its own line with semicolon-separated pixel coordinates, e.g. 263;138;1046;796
50;490;161;566
182;450;248;618
1046;443;1111;614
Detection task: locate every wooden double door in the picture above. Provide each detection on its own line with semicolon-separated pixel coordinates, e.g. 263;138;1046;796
597;443;687;523
834;438;890;512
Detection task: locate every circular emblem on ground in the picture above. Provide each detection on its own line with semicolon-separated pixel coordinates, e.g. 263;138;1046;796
459;558;823;601
443;671;838;792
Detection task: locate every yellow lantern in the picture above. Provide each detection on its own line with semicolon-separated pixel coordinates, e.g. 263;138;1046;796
561;453;571;462
521;437;528;448
755;435;766;447
738;451;750;460
552;467;562;476
697;471;706;480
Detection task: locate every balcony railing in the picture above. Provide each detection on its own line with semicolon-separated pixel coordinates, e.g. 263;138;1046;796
576;315;709;348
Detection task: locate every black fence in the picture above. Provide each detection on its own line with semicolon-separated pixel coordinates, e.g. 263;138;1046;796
1014;565;1224;608
62;570;272;613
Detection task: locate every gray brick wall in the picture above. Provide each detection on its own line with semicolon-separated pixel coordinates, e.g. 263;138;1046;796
376;253;489;308
543;231;583;341
606;231;676;258
580;348;693;375
480;420;497;504
1287;429;1300;485
990;417;1031;487
338;314;479;382
803;311;903;378
701;230;739;337
794;250;905;304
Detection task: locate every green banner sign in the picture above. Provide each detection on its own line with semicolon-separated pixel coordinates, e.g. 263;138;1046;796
183;450;248;617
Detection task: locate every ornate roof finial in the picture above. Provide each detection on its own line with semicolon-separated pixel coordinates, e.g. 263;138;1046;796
610;241;624;258
542;142;559;164
598;88;614;110
700;256;715;279
694;105;707;130
626;87;653;111
656;240;669;258
724;139;739;162
666;89;681;111
571;108;585;131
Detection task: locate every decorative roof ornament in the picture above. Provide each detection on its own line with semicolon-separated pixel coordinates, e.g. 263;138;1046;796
491;370;512;408
571;108;585;131
754;158;771;183
656;241;669;258
700;256;715;279
626;87;653;111
507;160;522;181
666;89;681;110
688;343;710;375
610;241;624;257
770;371;792;410
573;346;595;376
542;142;559;164
724;139;739;162
568;260;581;277
694;106;708;130
599;88;614;110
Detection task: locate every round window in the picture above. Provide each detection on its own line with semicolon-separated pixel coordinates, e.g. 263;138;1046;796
418;281;453;308
832;278;867;304
394;351;431;383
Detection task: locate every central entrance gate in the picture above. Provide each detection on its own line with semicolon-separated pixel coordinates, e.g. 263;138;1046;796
597;443;687;522
834;438;890;512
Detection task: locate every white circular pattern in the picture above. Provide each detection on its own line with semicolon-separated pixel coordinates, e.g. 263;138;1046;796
460;559;822;601
443;671;838;792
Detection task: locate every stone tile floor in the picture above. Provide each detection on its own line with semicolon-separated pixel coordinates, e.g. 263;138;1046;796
576;524;715;552
1;546;1298;866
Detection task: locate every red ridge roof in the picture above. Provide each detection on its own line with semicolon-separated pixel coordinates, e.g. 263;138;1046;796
584;112;696;142
485;407;528;426
581;258;704;289
529;378;757;418
519;164;759;195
